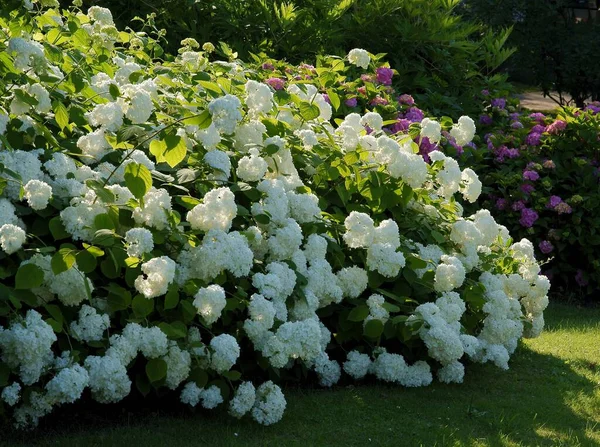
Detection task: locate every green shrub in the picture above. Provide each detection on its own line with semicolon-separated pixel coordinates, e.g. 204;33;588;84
0;2;549;429
462;0;600;107
68;0;515;117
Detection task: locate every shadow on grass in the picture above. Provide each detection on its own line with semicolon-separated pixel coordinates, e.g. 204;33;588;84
3;303;598;446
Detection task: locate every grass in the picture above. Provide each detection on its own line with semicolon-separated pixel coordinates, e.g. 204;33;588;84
5;303;600;447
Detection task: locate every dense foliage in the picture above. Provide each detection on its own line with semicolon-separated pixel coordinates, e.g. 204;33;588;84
470;96;600;299
463;0;600;107
0;1;549;429
67;0;515;117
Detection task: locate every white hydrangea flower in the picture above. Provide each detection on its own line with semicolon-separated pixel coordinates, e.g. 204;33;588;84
132;188;173;231
84;355;131;403
314;352;341;387
343;211;374;248
450;116;476;146
210;334;240;373
162;341;191;390
434;255;466;292
460;168;482;203
187;187;237;232
193;285;227;325
85;102;124;132
124;227;154;257
343;350;371;379
251;381;286;425
366;243;405;278
1;382;21;406
348;48;370;69
77;129;112;164
0;224;26;254
139;326;168;358
420;118;441;143
70;305;110;343
204;150;231;180
336;266;368;298
134;256;177;299
245;80;273;115
229;381;256;418
360;112;383;131
234;121;266;152
45;364;89;405
23;179;52;210
208;94;243;135
237;147;268;182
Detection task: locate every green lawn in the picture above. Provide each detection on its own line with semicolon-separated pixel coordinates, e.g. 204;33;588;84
6;303;600;447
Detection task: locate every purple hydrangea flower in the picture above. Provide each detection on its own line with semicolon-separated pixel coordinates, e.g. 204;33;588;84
322;93;331;104
360;74;373;83
481;89;490;96
512;200;526;211
491;98;506;109
526;132;542;146
261;62;275;71
519;208;539;228
369;96;388;106
511;121;524;129
539;240;554;254
479;115;493;125
523;170;540;181
376;67;394;86
398;94;415;105
404;107;424;122
547;195;562;208
521;184;535;194
495;198;509;210
345;97;358;107
388;118;411;134
265;78;285;90
529;112;546;122
418;137;438;163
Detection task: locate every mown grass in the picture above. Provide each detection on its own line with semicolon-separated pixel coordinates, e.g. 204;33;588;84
5;303;600;447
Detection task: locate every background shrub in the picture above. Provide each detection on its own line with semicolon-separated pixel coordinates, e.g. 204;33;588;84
464;97;600;301
70;0;515;117
462;0;600;107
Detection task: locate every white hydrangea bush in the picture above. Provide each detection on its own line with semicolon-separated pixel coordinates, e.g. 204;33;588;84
0;2;549;429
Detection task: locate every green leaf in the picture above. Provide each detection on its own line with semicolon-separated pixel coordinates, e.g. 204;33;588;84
45;304;64;325
431;230;445;244
364;319;384;339
299;101;320;121
0;363;10;387
15;264;44;289
109;83;120;99
347;305;370;322
76;249;97;273
164;286;179;310
254;214;271;225
162;135;187;168
326;89;340;110
53;101;69;130
51;248;77;275
222;370;241;381
94;213;116;231
189;368;208;388
86;179;115;203
132;294;154;318
46;318;62;333
183;110;212;128
145;358;168;383
124;162;152;199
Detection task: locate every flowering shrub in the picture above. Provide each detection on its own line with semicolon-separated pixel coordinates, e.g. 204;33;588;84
471;96;600;298
0;2;549;429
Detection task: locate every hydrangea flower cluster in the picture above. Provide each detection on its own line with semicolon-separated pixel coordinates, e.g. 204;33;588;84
0;3;549;429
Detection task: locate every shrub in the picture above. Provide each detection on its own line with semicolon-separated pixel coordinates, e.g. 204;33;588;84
465;95;600;300
68;0;516;117
0;1;549;429
462;0;600;107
